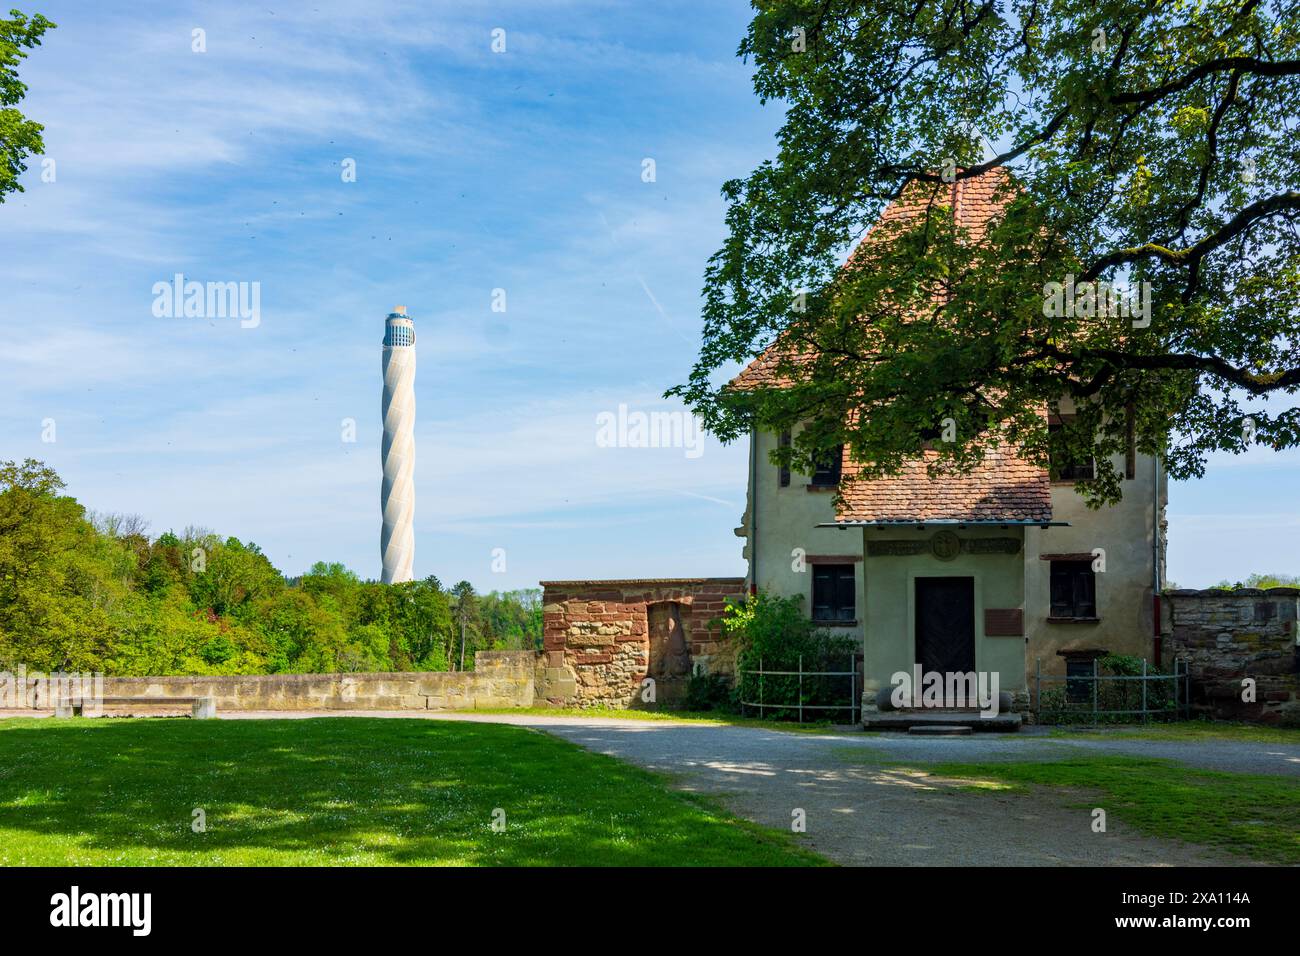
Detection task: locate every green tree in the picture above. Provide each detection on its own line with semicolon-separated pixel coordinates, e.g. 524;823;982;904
138;531;185;595
250;589;347;673
188;537;285;618
1211;571;1300;590
391;576;453;670
0;459;116;670
478;589;542;650
0;462;542;677
672;1;1300;506
0;9;53;203
450;580;479;671
302;561;360;609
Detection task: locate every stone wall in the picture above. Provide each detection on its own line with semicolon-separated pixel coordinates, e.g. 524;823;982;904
1;651;536;713
539;578;745;707
1163;588;1300;724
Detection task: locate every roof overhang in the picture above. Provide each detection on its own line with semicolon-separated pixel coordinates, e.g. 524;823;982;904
817;519;1069;530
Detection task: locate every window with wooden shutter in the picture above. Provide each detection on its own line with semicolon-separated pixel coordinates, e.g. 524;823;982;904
812;564;855;622
1049;560;1097;619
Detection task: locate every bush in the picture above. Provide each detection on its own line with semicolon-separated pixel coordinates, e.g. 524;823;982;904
1036;654;1179;724
721;592;858;722
684;669;734;712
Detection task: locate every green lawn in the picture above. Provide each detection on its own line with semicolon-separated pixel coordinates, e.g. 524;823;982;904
0;717;826;866
1048;720;1300;745
928;755;1300;864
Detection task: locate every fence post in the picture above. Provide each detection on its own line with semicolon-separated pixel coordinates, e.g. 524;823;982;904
1175;658;1185;717
1092;657;1099;723
1141;658;1148;723
1182;658;1190;719
1034;657;1041;719
1174;658;1181;718
798;654;803;724
850;655;857;724
759;656;763;718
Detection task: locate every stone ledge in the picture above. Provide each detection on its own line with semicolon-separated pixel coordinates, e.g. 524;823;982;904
1166;587;1300;597
540;577;745;587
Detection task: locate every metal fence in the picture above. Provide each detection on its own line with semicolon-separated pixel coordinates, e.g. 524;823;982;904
1033;657;1191;723
738;655;861;723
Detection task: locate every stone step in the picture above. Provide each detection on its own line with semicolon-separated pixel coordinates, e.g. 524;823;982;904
908;724;972;736
863;709;1022;732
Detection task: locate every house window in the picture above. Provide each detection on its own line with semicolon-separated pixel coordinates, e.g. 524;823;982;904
810;444;843;487
1049;560;1097;619
1048;422;1094;481
778;430;791;487
812;564;855;622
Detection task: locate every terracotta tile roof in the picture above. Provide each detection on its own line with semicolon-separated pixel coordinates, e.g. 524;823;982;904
727;344;807;391
866;166;1016;244
834;445;1052;524
730;167;1018;392
727;167;1051;524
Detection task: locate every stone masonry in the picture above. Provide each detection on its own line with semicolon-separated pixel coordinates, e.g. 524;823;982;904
0;651;537;713
539;578;745;707
1163;588;1300;724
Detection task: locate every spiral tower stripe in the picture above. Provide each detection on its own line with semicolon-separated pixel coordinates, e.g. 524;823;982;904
381;310;416;583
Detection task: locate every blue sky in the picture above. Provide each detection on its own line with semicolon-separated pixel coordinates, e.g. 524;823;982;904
2;0;1296;591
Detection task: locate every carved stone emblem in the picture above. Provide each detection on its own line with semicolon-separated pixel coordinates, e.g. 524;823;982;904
931;530;961;561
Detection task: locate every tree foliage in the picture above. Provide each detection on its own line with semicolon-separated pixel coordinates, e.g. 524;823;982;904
0;8;54;202
0;460;541;675
671;0;1300;504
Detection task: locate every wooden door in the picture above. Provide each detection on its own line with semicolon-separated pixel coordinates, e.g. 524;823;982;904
915;577;975;676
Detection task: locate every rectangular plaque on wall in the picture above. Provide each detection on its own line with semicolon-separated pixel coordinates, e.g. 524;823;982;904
984;608;1024;636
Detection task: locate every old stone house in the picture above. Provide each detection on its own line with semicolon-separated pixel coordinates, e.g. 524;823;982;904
731;170;1168;715
538;169;1168;719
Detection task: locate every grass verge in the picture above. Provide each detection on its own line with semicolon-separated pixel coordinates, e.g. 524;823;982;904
0;717;828;866
927;754;1300;864
1046;720;1300;745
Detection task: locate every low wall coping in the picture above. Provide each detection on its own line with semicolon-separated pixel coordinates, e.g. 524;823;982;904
97;651;538;687
1165;587;1300;598
101;671;452;686
540;577;745;587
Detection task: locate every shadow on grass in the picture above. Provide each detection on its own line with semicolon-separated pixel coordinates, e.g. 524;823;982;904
0;718;825;867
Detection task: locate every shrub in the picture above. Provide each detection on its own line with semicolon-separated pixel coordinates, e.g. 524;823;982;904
721;592;858;722
684;669;734;712
1036;654;1179;724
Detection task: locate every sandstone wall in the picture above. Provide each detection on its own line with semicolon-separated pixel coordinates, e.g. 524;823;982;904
539;578;744;707
1163;588;1299;724
1;651;536;713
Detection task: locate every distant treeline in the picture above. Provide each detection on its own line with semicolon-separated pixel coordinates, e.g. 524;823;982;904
0;459;541;675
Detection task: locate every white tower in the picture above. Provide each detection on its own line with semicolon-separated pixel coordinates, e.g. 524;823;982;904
381;305;416;583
